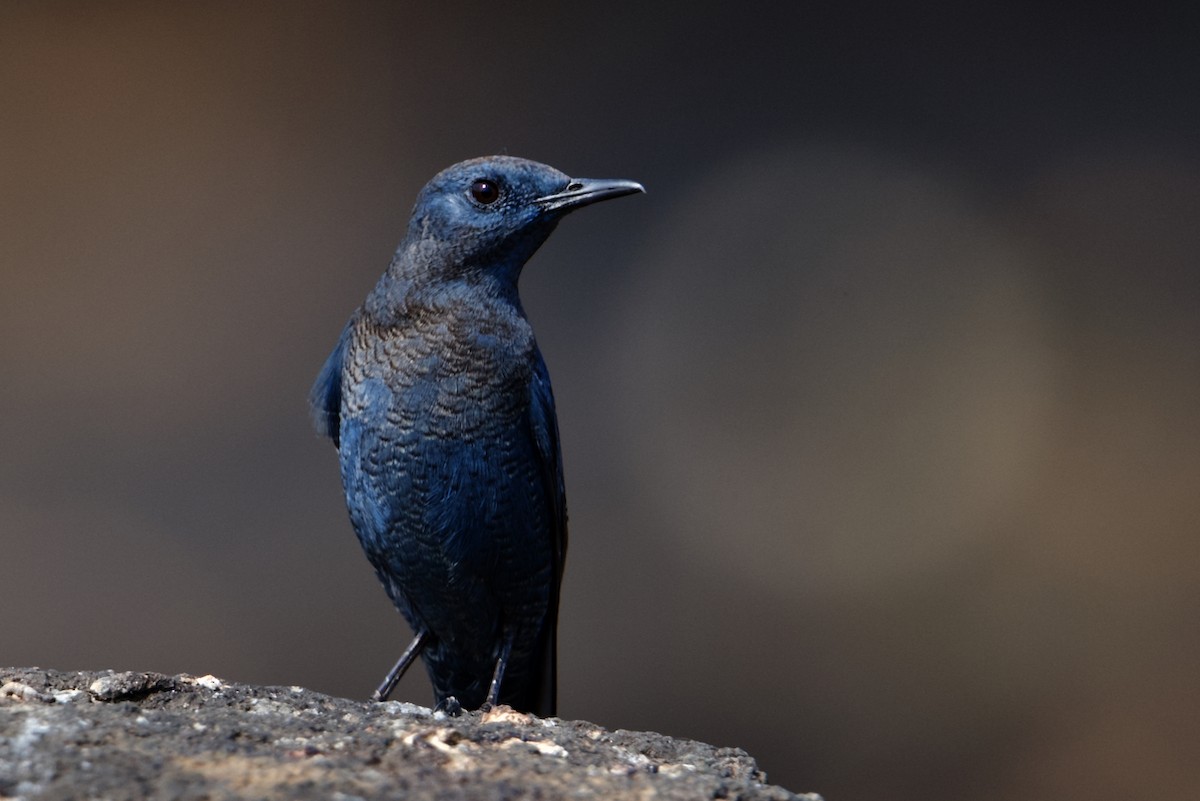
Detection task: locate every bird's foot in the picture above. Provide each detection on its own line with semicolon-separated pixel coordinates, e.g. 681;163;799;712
435;696;463;717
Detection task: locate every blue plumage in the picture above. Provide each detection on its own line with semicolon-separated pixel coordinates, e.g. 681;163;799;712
311;156;642;715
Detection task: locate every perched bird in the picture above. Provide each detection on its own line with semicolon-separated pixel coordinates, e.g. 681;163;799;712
311;156;643;716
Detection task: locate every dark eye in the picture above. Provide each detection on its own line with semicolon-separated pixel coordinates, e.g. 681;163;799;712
470;179;500;204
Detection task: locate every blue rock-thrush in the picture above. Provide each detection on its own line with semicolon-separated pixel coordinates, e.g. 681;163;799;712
311;156;643;715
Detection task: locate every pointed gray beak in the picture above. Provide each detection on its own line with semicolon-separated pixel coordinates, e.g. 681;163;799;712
534;177;645;212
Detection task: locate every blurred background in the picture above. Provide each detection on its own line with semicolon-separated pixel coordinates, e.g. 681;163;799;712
2;3;1197;799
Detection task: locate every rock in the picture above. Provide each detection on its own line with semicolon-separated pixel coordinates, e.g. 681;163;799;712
0;668;818;801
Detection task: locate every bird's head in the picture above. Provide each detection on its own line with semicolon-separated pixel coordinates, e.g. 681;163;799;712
400;156;644;284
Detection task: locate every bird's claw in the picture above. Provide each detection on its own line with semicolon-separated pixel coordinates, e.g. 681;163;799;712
436;696;463;717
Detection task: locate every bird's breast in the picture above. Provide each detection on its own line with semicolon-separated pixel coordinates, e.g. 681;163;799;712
343;306;538;437
336;305;554;581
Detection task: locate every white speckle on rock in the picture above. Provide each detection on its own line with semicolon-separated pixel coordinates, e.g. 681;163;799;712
13;715;54;753
423;728;463;755
499;738;568;758
481;705;533;726
381;700;433;718
53;689;86;704
248;699;297;717
194;675;223;690
613;745;652;768
658;762;700;777
1;682;52;703
16;779;45;798
8;710;73;798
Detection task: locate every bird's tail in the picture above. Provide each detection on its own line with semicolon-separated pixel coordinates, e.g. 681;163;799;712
502;609;557;717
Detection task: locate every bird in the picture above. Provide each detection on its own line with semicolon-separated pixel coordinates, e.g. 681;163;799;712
310;156;643;717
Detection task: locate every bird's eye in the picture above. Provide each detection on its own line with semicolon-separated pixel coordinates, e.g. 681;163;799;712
470;179;500;204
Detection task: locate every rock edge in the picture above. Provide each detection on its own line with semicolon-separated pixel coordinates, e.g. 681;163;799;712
1;667;818;801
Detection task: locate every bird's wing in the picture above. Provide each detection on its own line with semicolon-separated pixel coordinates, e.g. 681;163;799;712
528;352;567;716
309;316;354;447
529;352;567;578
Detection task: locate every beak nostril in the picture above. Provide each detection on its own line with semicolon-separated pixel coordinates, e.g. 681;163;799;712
565;182;583;192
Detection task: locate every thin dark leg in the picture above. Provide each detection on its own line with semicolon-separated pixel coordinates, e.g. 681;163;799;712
485;635;514;708
371;630;428;702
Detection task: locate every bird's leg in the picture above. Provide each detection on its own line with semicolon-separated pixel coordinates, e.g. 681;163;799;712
371;630;428;702
484;634;515;709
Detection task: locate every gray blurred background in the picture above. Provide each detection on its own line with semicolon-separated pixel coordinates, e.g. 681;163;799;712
2;3;1197;799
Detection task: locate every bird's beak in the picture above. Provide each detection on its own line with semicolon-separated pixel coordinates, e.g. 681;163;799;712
534;178;645;212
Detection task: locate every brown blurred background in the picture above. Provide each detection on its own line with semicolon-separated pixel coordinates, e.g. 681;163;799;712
2;3;1197;799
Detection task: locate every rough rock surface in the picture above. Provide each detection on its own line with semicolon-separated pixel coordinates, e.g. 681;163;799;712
0;668;818;801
